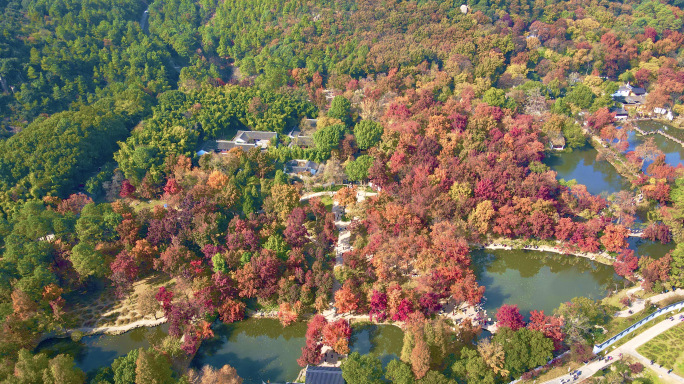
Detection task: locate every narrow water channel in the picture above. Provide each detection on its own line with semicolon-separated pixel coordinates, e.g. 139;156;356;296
624;129;684;171
627;237;675;259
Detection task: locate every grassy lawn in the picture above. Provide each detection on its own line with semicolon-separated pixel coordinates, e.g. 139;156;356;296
131;199;165;212
67;275;172;330
311;184;345;192
601;305;658;340
303;194;336;213
320;195;334;212
641;366;667;384
590;356;667;383
602;286;645;309
601;293;684;343
638;323;684;376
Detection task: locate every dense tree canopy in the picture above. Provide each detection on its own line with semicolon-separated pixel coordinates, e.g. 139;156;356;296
0;0;682;382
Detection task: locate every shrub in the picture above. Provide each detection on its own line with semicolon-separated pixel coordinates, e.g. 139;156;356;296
629;362;644;374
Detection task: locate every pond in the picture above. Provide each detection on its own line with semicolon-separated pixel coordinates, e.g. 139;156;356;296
35;324;169;373
36;318;405;384
472;249;624;318
191;318;306;384
34;249;633;381
624;129;684;172
37;319;307;383
38;319;307;383
544;145;629;196
349;324;404;367
636;120;684;142
627;237;676;260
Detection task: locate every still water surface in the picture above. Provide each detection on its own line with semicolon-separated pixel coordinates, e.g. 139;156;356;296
36;324;168;373
544;146;629;196
473;249;623;318
349;324;404;367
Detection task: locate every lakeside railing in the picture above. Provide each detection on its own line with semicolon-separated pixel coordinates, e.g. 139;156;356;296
592;299;684;354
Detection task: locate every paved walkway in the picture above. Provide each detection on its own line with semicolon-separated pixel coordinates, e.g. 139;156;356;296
615;288;684;318
321;190;359;323
74;316;167;336
542;317;684;384
300;191;336;201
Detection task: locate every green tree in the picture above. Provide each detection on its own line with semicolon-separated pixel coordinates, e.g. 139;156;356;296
76;203;121;244
13;349;49;384
328;96;353;126
565;84;595;110
482;88;506;107
551;98;571;116
451;348;496;384
353;120;383;150
135;348;174;384
345;155;374;182
89;366;114;384
70;243;108;280
212;253;229;275
669;243;684;287
313;124;345;152
401;330;415;363
562;122;586;149
385;360;414;384
263;234;289;260
112;349;138;384
492;328;553;378
417;371;456;384
554;297;609;344
43;354;85;384
341;352;384;384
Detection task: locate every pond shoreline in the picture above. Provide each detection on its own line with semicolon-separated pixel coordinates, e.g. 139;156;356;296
478;241;615;266
61;242;616;339
38;316;169;345
72;316;169;336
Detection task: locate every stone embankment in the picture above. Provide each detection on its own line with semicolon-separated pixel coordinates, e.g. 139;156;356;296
74;316;168;336
482;241;615;265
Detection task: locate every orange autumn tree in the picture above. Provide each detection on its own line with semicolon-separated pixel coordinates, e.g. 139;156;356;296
322;319;352;354
334;281;360;314
334;186;357;207
278;301;303;326
600;224;629;253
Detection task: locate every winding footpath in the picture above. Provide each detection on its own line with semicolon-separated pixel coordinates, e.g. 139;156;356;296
302;188;372;323
614;288;684;318
543;317;684;384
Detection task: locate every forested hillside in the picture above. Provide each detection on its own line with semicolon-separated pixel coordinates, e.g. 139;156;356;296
0;0;682;383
